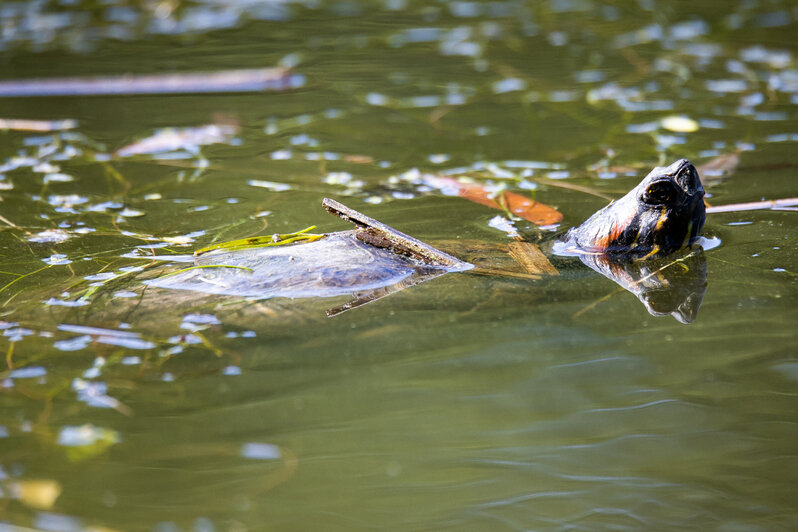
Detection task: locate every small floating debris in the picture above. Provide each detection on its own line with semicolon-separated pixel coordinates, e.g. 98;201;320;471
45;298;89;307
42;254;72;265
492;78;527;94
57;324;156;350
48;194;88;208
28;229;71;243
116;123;239;157
247;179;291;191
488;215;520;237
118;207;146;218
9;366;47;379
42;172;74;183
58;424;120;447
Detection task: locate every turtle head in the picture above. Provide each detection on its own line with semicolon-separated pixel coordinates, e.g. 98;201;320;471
563;159;706;258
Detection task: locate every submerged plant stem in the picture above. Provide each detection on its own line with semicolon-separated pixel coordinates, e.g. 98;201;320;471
0;214;21;230
0;266;50;304
6;341;14;370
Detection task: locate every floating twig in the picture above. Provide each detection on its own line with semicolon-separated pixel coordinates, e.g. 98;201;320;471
706;197;798;214
0;118;77;131
322;198;470;269
0;67;304;97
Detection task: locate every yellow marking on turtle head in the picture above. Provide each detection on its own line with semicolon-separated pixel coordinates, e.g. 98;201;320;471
654;206;668;231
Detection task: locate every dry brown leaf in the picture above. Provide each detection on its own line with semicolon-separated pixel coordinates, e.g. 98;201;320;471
426;176;563;226
698;151;741;181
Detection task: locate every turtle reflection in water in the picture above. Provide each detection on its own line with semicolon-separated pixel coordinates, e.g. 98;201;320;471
150;159;708;322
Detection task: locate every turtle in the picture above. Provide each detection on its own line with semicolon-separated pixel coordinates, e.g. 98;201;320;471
38;159;708;332
144;159;707;318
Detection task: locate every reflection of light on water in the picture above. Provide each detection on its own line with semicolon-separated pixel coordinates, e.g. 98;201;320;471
695;235;721;251
241;442;281;460
41;254;71;265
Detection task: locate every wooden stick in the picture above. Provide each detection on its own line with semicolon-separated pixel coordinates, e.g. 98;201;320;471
706;197;798;214
0;67;303;97
322;198;471;269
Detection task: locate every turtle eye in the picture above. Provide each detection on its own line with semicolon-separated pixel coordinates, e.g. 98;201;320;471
642;180;678;205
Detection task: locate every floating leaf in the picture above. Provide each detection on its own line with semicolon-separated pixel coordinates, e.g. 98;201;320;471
424;175;563;226
661;115;699;132
9;479;62;509
698;151;740;179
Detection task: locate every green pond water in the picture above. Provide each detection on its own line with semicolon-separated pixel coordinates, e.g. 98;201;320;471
1;1;797;530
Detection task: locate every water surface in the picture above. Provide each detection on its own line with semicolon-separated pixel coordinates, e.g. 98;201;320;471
0;1;797;530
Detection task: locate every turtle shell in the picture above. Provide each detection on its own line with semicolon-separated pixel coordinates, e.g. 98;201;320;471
147;231;455;299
